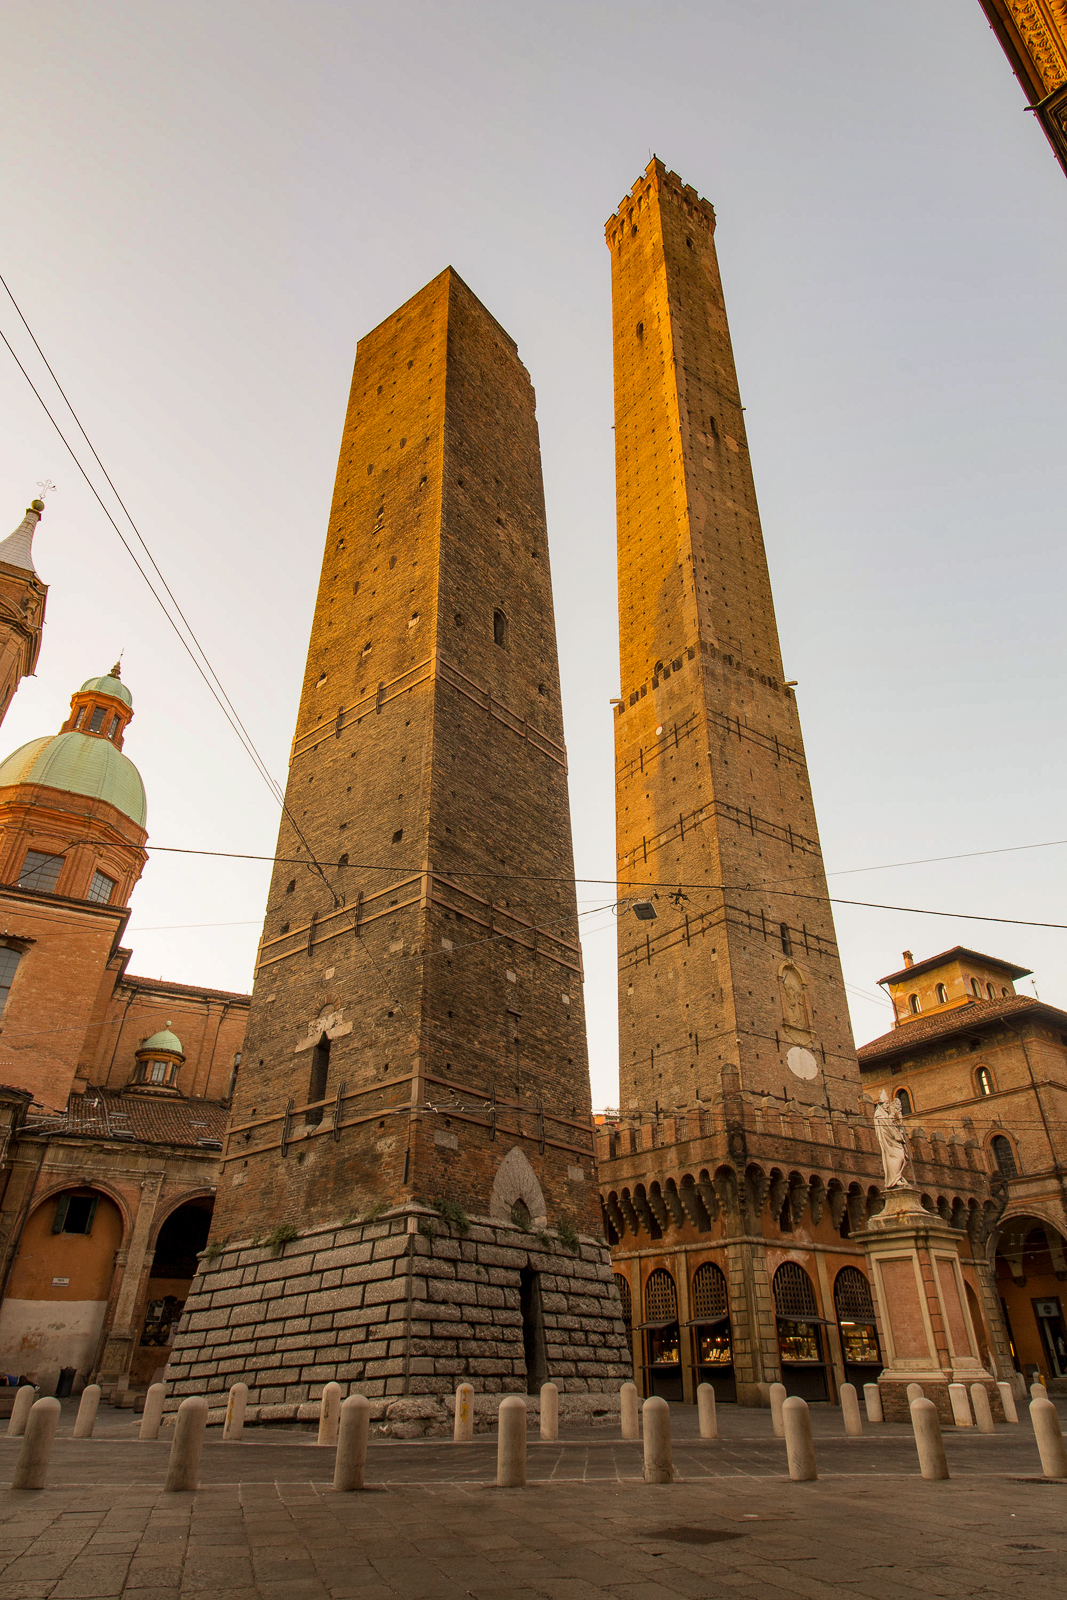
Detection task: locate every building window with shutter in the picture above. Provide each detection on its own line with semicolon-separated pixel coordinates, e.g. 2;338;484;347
52;1193;99;1235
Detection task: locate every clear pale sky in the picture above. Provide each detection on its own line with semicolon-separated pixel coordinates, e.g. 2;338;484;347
3;1;1065;1106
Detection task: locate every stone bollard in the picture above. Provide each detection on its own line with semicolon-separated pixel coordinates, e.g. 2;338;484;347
163;1396;208;1492
139;1383;166;1441
948;1383;973;1428
10;1398;61;1490
333;1395;371;1491
540;1382;558;1442
317;1383;343;1447
970;1384;995;1434
696;1382;717;1440
1030;1397;1067;1478
497;1396;526;1488
997;1381;1019;1424
906;1382;925;1406
910;1397;949;1480
769;1381;787;1438
840;1382;863;1437
7;1385;35;1438
863;1383;883;1423
642;1395;672;1483
620;1381;640;1441
72;1384;101;1440
223;1382;248;1442
782;1396;817;1481
454;1383;474;1443
1030;1380;1048;1402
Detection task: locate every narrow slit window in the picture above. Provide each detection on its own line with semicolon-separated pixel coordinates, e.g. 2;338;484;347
493;609;508;648
306;1034;331;1126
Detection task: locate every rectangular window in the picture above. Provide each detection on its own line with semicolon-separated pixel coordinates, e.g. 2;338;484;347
108;715;120;740
306;1035;331;1126
74;707;86;729
88;707;106;733
0;947;20;1016
51;1194;98;1235
150;1061;167;1084
18;850;64;893
87;870;116;905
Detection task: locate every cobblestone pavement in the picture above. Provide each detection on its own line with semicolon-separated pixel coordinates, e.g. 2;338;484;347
0;1400;1063;1597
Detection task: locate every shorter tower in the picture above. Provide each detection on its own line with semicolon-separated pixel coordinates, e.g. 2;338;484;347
166;268;632;1418
0;499;48;726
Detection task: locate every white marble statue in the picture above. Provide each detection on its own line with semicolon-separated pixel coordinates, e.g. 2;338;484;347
874;1089;911;1188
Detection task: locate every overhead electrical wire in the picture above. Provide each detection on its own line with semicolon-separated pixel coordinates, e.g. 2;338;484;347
0;274;340;908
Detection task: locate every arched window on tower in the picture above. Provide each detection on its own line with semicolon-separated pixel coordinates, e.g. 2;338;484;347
895;1088;913;1115
936;983;948;1005
990;1134;1018;1179
643;1268;681;1400
987;982;997;1000
975;1066;994;1097
493;609;508;648
971;978;982;998
908;993;920;1014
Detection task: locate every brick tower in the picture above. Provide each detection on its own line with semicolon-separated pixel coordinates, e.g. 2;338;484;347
168;269;630;1414
610;159;857;1121
0;499;47;727
598;162;1010;1413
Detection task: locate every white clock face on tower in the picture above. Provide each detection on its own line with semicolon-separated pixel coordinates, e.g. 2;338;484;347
787;1045;819;1081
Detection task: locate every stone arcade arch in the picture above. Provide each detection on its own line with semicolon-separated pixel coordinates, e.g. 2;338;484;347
132;1194;214;1386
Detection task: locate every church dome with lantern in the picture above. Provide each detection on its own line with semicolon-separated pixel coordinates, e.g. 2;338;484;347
0;663;148;908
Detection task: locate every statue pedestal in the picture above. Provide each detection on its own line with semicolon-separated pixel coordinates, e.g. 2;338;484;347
856;1187;1000;1424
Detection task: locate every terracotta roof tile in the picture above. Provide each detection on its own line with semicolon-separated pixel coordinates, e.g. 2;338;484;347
858;994;1067;1065
30;1089;228;1148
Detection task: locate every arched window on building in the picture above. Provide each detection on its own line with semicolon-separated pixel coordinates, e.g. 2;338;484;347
690;1262;734;1401
975;1067;994;1097
908;993;920;1014
833;1266;882;1386
643;1268;681;1401
987;982;997;1000
936;983;948;1005
773;1262;828;1401
305;1034;331;1127
493;609;508;648
895;1088;913;1115
971;978;982;998
613;1273;632;1334
991;1134;1018;1179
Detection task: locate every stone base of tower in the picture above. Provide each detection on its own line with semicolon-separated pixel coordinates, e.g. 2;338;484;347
164;1205;632;1414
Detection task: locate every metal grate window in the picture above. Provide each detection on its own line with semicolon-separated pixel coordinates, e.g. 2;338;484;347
691;1262;729;1320
991;1134;1018;1179
614;1274;632;1329
773;1262;819;1319
18;850;64;893
833;1266;875;1321
644;1268;677;1323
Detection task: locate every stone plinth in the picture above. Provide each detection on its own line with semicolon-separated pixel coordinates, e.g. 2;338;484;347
858;1187;1002;1423
164;1206;631;1412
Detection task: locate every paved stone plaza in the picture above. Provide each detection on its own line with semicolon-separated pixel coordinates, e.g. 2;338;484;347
0;1400;1064;1597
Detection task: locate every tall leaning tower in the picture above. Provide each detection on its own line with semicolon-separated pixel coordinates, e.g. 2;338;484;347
609;160;859;1122
168;268;630;1413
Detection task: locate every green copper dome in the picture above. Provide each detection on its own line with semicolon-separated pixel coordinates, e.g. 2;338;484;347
0;731;147;826
139;1022;184;1057
79;670;132;708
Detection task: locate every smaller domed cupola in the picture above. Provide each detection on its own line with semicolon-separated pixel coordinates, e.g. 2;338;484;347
60;662;133;749
131;1022;185;1094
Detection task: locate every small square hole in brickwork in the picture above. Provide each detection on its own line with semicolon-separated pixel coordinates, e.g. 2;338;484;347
392;829;403;844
